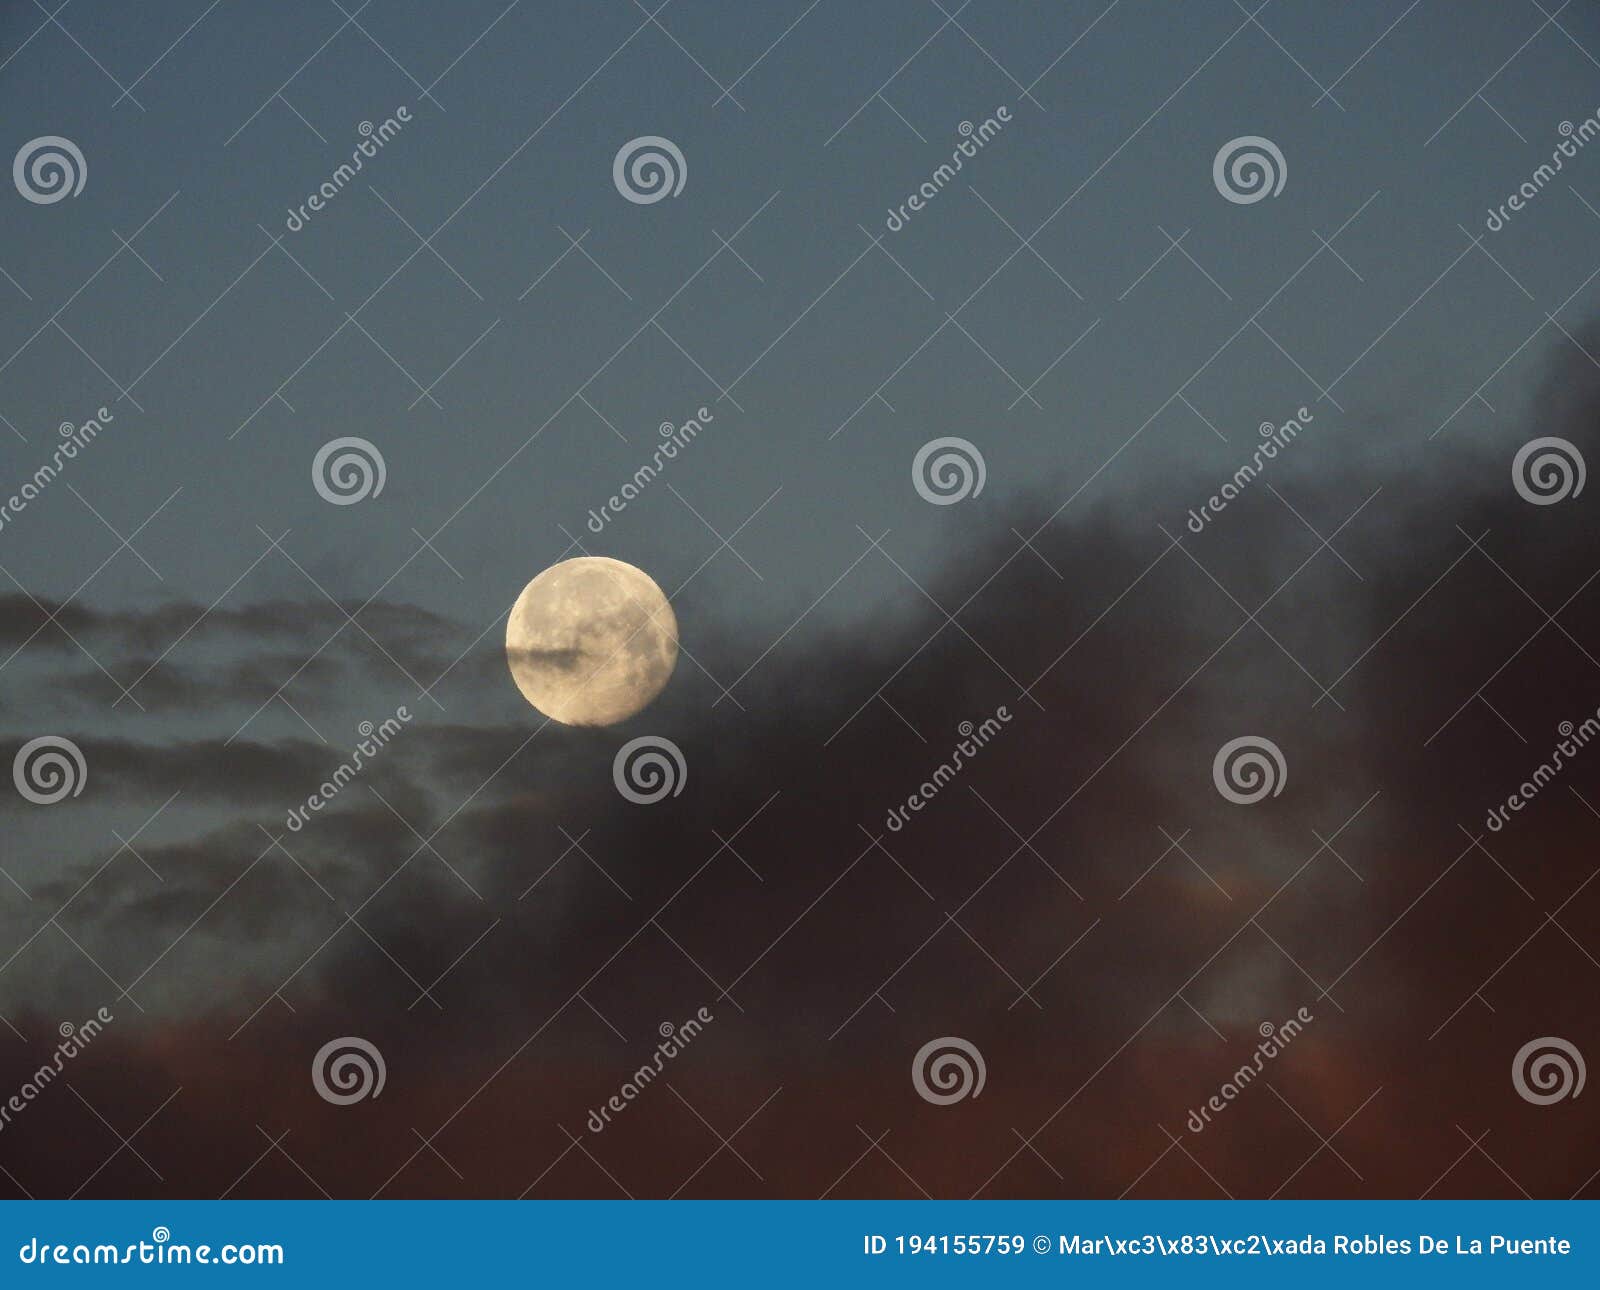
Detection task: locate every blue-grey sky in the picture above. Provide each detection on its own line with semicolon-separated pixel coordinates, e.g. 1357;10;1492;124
3;0;1600;1199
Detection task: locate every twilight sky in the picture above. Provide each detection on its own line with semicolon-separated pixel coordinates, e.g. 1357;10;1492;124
1;0;1599;1198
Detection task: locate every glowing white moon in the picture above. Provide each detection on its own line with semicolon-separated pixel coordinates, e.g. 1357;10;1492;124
505;557;678;726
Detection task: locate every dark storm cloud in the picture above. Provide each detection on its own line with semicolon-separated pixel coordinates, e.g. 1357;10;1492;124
504;645;586;672
32;734;334;806
0;595;459;662
54;652;344;711
0;594;470;724
4;335;1598;1197
6;0;1600;1209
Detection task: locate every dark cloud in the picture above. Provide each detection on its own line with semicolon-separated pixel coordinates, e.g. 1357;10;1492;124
504;646;585;672
0;596;461;675
54;653;345;712
23;735;341;807
1;334;1598;1197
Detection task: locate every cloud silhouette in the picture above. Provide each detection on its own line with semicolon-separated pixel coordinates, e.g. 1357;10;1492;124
0;336;1597;1197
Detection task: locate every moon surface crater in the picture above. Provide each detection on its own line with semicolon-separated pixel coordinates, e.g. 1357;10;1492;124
505;557;678;726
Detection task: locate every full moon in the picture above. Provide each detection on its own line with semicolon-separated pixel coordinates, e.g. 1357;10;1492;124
505;557;678;726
